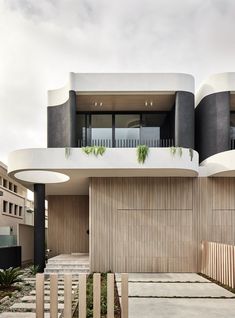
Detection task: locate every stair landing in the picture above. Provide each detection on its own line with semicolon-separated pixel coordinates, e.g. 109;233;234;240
44;253;90;275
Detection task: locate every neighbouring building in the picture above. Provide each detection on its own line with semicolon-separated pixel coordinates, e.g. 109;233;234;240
7;72;235;273
0;161;48;265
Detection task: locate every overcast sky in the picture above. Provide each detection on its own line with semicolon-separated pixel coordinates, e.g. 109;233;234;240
1;0;235;163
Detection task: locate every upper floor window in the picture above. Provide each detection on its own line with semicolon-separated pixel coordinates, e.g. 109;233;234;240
91;114;112;145
3;200;8;213
76;111;174;148
3;179;7;188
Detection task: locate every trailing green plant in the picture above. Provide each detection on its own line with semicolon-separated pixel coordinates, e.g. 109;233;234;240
0;267;23;289
189;148;194;161
65;147;71;159
170;146;177;156
82;146;106;157
178;147;183;157
137;145;149;164
28;265;39;276
170;146;183;157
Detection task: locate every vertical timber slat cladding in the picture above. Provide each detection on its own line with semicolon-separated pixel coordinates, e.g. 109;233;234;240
48;195;89;256
90;177;235;273
90;177;194;273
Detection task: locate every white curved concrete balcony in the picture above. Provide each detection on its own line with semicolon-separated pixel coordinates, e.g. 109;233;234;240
8;148;199;195
200;150;235;177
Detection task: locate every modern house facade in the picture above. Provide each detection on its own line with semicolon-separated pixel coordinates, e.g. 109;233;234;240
7;72;235;273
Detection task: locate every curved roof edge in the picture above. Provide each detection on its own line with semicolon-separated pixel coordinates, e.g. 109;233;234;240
47;72;195;107
196;72;235;106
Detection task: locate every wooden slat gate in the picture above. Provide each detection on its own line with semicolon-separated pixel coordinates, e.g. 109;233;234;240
201;241;235;288
36;273;128;318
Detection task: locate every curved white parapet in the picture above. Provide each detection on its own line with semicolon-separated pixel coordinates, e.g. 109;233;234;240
196;72;235;105
8;147;199;181
48;72;195;106
200;150;235;177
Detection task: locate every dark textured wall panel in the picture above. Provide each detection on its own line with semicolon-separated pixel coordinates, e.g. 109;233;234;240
195;92;230;162
175;91;195;149
47;90;77;147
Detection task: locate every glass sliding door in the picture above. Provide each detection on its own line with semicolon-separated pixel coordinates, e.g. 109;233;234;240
77;114;87;147
115;114;140;147
90;114;112;147
141;113;173;147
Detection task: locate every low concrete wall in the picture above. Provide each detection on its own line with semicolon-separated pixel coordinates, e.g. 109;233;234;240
17;224;34;265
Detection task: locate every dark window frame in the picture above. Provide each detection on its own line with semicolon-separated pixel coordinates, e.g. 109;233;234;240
77;111;172;147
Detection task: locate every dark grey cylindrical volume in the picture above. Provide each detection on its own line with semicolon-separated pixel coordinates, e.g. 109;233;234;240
47;90;77;148
175;91;195;149
34;183;45;273
195;91;230;162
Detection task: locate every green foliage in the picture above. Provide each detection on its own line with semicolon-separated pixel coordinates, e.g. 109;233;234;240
189;148;194;161
82;146;106;157
86;273;108;317
170;146;177;156
28;265;39;276
0;267;23;289
170;146;183;157
137;145;149;164
178;147;183;157
65;147;71;159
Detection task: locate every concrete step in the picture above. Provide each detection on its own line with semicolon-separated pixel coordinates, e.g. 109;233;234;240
44;268;89;274
0;313;60;318
46;264;89;269
47;259;89;264
10;303;64;311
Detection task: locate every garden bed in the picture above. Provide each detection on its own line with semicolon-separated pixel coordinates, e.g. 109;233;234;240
73;273;121;318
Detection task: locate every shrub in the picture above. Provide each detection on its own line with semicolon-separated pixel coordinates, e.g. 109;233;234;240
28;265;39;276
0;267;23;289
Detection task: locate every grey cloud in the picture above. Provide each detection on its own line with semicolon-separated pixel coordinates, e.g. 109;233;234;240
1;0;235;162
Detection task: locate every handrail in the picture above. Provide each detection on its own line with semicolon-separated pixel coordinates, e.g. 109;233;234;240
78;138;174;148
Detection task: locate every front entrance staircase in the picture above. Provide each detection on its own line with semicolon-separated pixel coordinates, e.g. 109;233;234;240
44;253;90;275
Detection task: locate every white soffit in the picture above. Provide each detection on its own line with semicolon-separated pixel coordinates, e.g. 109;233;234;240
14;170;70;184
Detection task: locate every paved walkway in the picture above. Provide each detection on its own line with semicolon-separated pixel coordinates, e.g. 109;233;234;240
0;277;78;318
116;273;235;318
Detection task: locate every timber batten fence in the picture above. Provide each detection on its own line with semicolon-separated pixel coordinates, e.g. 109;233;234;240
36;273;128;318
201;241;235;289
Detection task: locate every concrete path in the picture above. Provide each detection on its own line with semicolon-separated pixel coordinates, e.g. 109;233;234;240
116;273;235;318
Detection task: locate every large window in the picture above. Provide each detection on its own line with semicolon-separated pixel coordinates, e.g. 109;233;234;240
77;114;87;147
91;115;112;146
76;112;174;147
115;114;140;145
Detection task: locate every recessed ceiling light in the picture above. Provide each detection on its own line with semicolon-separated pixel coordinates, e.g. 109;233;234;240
94;102;98;107
100;102;103;107
145;101;148;107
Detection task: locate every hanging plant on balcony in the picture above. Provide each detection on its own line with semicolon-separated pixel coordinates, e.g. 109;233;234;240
189;148;194;161
170;146;183;157
82;146;106;157
137;145;149;164
65;147;71;159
